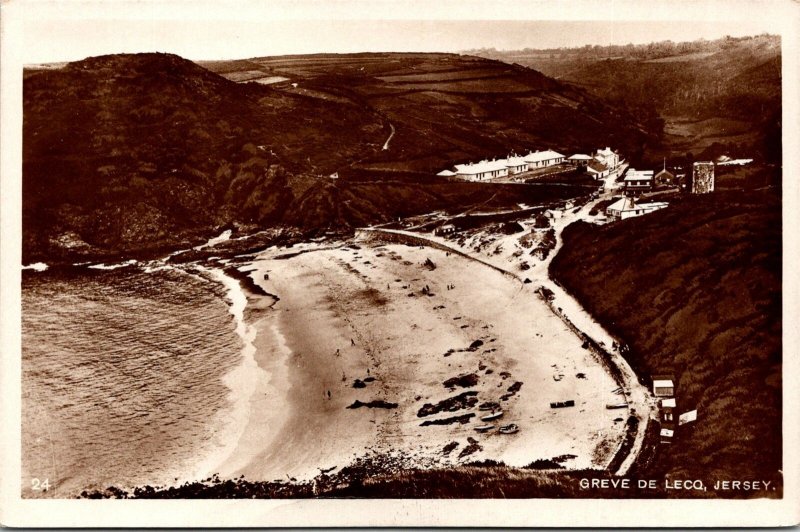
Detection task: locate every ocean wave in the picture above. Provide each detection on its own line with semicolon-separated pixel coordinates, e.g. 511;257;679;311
22;262;48;272
194;229;233;251
87;259;138;270
191;264;267;479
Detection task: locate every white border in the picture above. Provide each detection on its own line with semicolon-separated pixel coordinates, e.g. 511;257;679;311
1;0;798;527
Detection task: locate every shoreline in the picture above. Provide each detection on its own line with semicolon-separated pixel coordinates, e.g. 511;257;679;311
355;190;656;475
189;265;271;482
33;188;654;489
202;238;630;483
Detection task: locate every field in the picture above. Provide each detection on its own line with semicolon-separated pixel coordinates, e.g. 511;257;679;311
472;34;781;165
202;52;650;174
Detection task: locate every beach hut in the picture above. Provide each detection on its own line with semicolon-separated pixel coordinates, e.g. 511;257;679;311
435;224;456;235
660;397;676;423
653;377;675;397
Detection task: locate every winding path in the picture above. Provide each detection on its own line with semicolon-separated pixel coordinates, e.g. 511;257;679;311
382;122;395;151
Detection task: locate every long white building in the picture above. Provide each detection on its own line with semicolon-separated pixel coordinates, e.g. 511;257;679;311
505;156;529;174
523;149;565;168
454;160;509;181
440;147;566;180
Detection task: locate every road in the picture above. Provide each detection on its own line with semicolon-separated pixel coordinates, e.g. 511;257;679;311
382;123;395;151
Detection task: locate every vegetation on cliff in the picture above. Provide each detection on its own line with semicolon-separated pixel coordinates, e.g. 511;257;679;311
550;189;781;487
471;34;781;165
24;52;646;261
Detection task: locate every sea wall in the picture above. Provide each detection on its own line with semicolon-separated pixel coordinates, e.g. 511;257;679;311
355;228;520;282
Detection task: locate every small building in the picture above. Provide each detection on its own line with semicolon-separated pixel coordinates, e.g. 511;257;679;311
505;156;529;175
660;398;676;423
437;169;456;177
435;223;456;235
587;160;609;179
567;154;593;167
624;169;653;193
692;161;715;194
654;161;675;186
606;197;668;220
454;159;509;181
653;377;675;397
595;147;619;169
660;427;674;444
523;149;565;169
679;409;698;426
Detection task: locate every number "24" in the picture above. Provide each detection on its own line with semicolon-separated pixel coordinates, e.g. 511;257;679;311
31;478;50;491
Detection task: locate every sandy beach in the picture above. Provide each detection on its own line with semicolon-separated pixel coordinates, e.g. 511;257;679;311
214;239;628;482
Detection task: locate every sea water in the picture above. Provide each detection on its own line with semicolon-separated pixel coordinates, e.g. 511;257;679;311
21;266;245;498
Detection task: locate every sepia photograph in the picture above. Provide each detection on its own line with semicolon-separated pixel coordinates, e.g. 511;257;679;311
1;0;797;527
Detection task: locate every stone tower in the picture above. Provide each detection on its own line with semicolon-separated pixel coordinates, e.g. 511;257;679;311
692;161;715;194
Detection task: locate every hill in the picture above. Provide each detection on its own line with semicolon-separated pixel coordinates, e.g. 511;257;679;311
24;52;646;262
469;34;781;166
201;52;652;172
549;189;782;487
23;53;385;261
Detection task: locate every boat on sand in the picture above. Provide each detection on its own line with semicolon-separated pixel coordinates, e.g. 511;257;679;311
498;423;519;434
481;410;504;421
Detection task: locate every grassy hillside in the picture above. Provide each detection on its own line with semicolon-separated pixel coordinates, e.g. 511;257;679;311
25;52;645;262
201;52;652;170
23;53;385;261
470;35;781;166
550;189;781;487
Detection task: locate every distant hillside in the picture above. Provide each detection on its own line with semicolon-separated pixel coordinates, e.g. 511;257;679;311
201;52;652;171
550;189;781;486
469;34;781;165
24;52;646;261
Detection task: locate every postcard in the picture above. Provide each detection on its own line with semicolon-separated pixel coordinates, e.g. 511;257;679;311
1;0;797;527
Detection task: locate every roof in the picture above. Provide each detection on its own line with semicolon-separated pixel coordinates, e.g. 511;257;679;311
568;154;593;160
597;147;615;157
606;197;636;212
653;379;674;388
587;160;608;173
437;169;456;177
693;161;714;166
455;159;507;175
505;156;528;167
523;149;565;163
624;170;654;181
661;398;677;408
679;410;698;425
655;168;674;179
